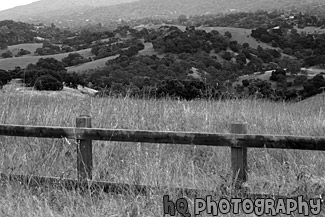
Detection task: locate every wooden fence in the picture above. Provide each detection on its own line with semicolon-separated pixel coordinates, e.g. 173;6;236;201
1;115;325;198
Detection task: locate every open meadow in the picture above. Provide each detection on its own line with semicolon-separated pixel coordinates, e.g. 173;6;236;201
1;86;325;216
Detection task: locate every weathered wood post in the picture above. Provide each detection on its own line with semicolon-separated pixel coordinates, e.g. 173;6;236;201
76;115;93;181
231;123;248;191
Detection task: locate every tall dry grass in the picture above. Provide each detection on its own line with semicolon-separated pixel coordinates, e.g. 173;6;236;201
0;87;325;216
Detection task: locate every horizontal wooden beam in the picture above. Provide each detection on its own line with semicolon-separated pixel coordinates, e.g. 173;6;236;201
1;124;325;151
0;173;318;201
0;173;210;197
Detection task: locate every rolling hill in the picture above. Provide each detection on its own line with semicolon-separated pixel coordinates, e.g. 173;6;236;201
0;0;324;28
0;0;138;23
0;24;282;72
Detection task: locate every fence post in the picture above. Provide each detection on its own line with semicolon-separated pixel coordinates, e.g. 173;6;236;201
231;123;248;191
76;115;92;181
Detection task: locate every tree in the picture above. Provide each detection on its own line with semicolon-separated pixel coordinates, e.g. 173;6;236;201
0;70;11;87
1;50;13;58
236;53;247;65
287;59;301;74
64;72;86;89
247;79;274;98
270;68;286;82
34;75;63;91
221;51;232;61
36;58;66;72
35;42;61;55
242;49;252;60
224;31;232;39
251;27;268;39
293;75;307;86
178;15;188;24
283;48;293;55
242;79;249;87
136;42;145;50
15;49;31;57
122;46;139;57
229;41;239;52
62;53;88;66
260;34;272;43
242;43;250;49
258;51;273;63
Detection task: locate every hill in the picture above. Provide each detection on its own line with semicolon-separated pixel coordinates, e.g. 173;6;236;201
1;21;325;102
1;0;324;28
0;0;138;25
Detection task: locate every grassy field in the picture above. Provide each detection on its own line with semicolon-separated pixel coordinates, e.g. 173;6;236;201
295;26;325;34
0;43;43;56
7;43;43;54
1;87;325;216
0;48;93;71
0;42;157;73
67;42;164;73
67;55;119;73
137;42;162;57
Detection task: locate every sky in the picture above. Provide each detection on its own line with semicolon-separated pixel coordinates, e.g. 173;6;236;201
0;0;39;12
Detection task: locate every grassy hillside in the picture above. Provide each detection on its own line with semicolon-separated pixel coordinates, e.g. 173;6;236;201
66;41;162;72
66;55;119;72
0;41;159;72
7;43;43;54
295;26;325;34
137;42;161;56
0;0;139;23
0;48;93;70
0;91;325;215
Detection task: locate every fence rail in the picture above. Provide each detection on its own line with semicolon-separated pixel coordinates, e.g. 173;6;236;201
1;124;325;150
1;115;325;197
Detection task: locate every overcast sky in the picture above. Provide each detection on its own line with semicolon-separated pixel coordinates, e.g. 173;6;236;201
0;0;39;12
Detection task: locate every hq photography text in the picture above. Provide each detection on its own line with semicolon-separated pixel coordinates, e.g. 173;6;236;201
163;195;322;216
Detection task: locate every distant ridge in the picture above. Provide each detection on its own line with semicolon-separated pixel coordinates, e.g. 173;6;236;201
0;0;324;28
0;0;139;23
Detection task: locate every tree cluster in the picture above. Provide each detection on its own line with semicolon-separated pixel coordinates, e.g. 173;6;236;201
62;29;115;51
91;38;144;60
4;58;86;91
61;53;90;67
251;26;325;68
35;42;63;55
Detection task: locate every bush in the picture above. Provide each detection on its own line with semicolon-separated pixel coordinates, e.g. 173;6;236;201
34;75;63;91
